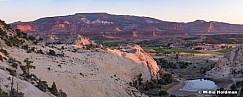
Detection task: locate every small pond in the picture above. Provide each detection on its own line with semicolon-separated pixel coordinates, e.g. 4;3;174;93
182;79;218;91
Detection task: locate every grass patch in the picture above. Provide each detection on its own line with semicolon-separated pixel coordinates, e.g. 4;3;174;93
100;41;125;47
144;47;202;54
216;48;234;54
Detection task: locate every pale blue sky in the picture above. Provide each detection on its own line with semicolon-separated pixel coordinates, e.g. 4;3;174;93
0;0;243;24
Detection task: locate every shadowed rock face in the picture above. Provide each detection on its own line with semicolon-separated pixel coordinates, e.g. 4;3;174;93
206;45;243;78
11;13;243;40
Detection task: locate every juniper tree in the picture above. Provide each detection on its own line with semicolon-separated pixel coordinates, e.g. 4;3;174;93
23;58;35;75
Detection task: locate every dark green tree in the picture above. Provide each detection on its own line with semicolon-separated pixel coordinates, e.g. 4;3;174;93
0;87;8;97
61;46;64;50
230;84;237;91
48;50;56;56
137;74;143;85
23;58;35;75
158;90;168;96
50;82;58;96
36;81;48;92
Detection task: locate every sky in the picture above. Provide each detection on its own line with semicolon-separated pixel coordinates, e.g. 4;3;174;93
0;0;243;24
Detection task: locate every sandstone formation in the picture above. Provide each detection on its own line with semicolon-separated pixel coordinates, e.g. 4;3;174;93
206;45;243;78
108;44;160;76
72;34;95;48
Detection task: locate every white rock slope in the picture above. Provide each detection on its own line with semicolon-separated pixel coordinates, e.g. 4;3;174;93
207;45;243;78
0;70;54;97
8;43;159;97
108;44;159;76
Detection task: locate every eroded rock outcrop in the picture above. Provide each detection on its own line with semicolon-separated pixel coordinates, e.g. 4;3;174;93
72;35;96;48
108;44;160;76
16;24;34;32
206;45;243;78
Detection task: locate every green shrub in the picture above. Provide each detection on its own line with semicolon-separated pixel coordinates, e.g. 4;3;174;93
0;29;7;37
36;81;48;92
6;68;17;76
28;36;36;41
0;87;8;97
61;46;64;50
50;82;58;96
23;58;35;75
20;65;27;74
21;45;29;50
158;73;173;85
5;36;25;47
16;30;28;40
36;49;44;54
0;49;8;56
158;90;168;96
137;74;143;85
8;57;21;65
11;63;18;69
48;50;56;56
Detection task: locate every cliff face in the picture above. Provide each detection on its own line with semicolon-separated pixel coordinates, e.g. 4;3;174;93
72;34;95;48
206;45;243;78
11;13;243;40
108;44;160;76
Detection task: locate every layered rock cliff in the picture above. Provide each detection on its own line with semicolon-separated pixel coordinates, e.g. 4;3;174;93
11;13;243;40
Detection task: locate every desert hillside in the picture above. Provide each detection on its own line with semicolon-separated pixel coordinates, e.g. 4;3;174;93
0;19;160;97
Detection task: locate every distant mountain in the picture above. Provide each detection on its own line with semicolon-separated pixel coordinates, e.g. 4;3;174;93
10;13;243;40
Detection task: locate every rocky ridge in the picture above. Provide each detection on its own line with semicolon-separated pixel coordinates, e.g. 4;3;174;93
11;13;243;41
